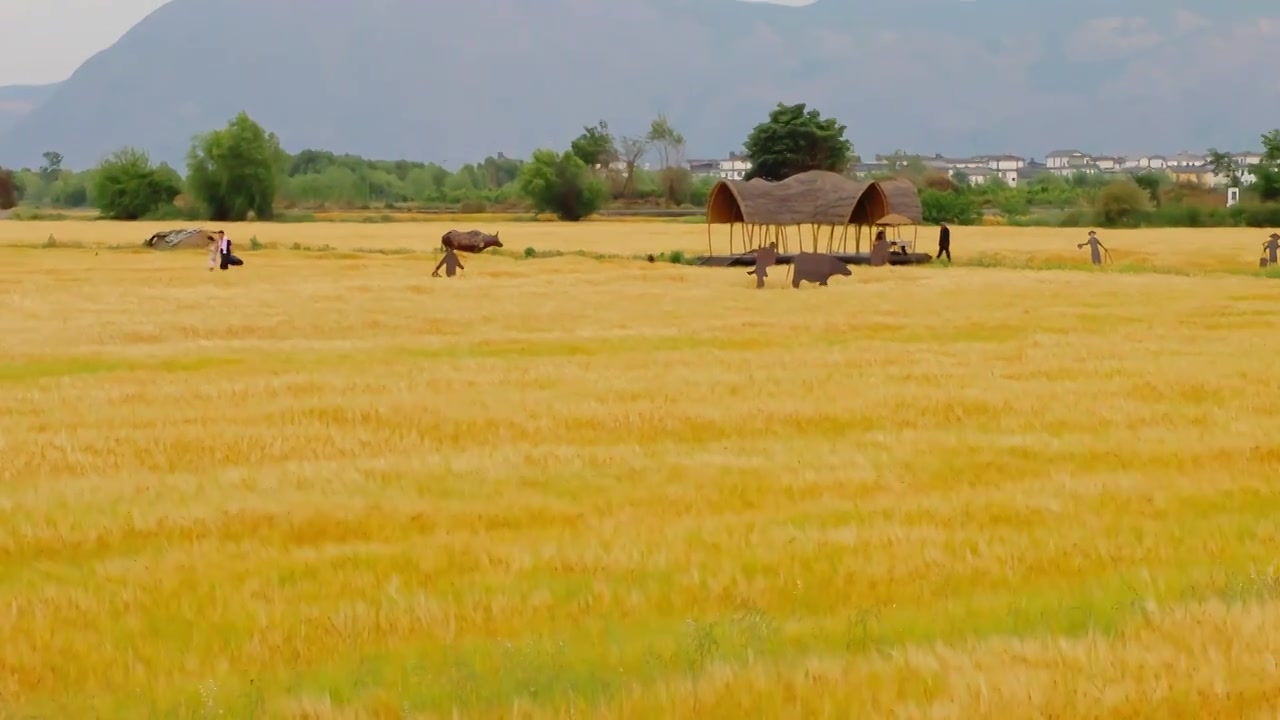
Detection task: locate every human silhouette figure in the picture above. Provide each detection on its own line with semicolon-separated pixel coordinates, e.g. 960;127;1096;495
936;223;951;261
870;230;891;267
746;242;778;288
1263;233;1279;265
1077;230;1108;265
433;247;465;277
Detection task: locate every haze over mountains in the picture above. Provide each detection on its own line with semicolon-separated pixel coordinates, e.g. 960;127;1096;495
1;0;1277;170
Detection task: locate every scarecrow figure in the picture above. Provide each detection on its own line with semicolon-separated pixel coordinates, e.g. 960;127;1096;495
433;247;465;277
746;242;778;288
1263;232;1279;265
1077;230;1109;265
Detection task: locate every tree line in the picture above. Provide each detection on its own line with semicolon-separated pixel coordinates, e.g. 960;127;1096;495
3;103;1280;228
0;112;717;222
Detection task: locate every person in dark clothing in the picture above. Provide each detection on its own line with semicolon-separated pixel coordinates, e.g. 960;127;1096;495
936;223;951;262
1078;230;1108;265
217;231;243;270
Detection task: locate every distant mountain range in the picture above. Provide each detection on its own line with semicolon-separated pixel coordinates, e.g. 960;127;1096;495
1;0;1278;170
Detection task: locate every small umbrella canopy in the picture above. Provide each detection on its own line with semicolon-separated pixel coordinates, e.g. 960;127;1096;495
874;213;916;227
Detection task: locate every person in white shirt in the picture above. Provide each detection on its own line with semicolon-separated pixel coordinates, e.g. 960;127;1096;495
216;230;244;270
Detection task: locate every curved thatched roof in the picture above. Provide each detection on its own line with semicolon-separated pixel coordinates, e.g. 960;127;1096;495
706;171;921;227
874;178;924;224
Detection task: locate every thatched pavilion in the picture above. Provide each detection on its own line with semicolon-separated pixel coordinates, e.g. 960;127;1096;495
703;171;924;257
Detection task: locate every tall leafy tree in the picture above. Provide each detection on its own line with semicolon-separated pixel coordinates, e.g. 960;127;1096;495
1250;130;1280;202
569;121;617;170
1206;148;1240;186
742;102;853;181
91;147;182;219
646;115;685;169
616;135;650;197
517;149;607;221
186;112;287;221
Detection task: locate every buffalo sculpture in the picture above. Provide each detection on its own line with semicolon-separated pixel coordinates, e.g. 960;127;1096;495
441;229;503;253
786;252;852;288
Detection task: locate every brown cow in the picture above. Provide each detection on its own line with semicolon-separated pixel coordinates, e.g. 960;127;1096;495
787;252;852;288
442;229;503;253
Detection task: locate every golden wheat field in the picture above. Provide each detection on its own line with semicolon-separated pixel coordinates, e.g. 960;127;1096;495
2;220;1280;718
5;218;1280;272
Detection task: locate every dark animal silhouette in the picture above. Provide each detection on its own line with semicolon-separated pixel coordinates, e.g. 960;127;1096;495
442;229;502;253
786;252;851;288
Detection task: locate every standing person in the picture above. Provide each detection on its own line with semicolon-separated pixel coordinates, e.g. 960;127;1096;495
217;230;244;270
1263;232;1279;265
870;229;890;267
746;242;778;289
207;233;219;271
1077;230;1108;266
936;222;951;262
433;247;465;277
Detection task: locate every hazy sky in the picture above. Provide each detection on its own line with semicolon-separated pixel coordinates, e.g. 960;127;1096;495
3;0;169;84
1;0;812;86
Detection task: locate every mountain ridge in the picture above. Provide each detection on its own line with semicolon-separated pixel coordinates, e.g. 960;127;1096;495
1;0;1277;170
0;83;61;136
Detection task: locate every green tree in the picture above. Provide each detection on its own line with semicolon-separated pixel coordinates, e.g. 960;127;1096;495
90;148;182;219
1132;170;1166;207
39;151;63;183
615;135;650;197
0;168;16;210
646;115;684;169
1093;178;1151;226
921;188;980;224
570;121;617;170
517;149;607;221
1250;130;1280;202
646;115;688;202
1206;148;1240;186
186;112;286;221
52;173;91;207
742;102;852;181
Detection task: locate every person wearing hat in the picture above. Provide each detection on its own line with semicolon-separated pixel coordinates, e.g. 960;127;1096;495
1077;230;1107;266
1263;232;1279;265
